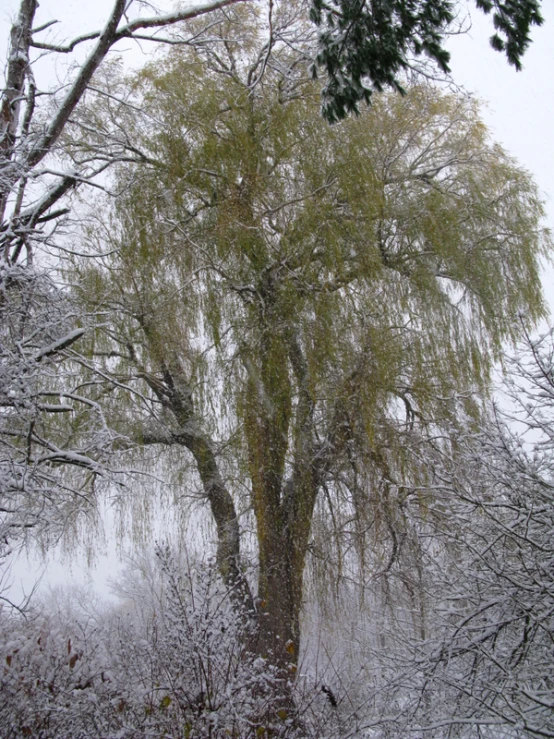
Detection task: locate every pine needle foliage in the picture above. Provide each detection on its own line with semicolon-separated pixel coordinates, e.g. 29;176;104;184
310;0;545;121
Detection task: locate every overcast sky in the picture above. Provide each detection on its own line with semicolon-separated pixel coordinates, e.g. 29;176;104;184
447;1;554;260
1;0;553;602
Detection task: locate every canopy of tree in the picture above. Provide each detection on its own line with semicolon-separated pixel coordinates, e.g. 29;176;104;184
71;30;547;675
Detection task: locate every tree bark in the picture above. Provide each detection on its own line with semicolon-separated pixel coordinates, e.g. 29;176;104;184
252;476;318;672
0;0;37;225
244;327;321;671
138;359;254;616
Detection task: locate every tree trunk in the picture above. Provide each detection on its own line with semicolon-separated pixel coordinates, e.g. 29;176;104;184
254;522;300;670
0;0;37;226
250;470;319;674
136;357;254;616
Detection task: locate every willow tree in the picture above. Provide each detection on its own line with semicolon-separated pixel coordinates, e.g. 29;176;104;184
73;36;548;674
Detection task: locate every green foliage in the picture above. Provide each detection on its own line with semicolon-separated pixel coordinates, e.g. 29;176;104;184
78;46;548;477
310;0;544;121
73;39;549;629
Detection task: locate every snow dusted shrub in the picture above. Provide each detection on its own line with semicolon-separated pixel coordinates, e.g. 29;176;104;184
129;544;332;738
0;547;340;738
0;606;122;738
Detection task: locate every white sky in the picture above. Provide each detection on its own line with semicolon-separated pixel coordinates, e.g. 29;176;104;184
1;0;553;604
446;0;554;308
